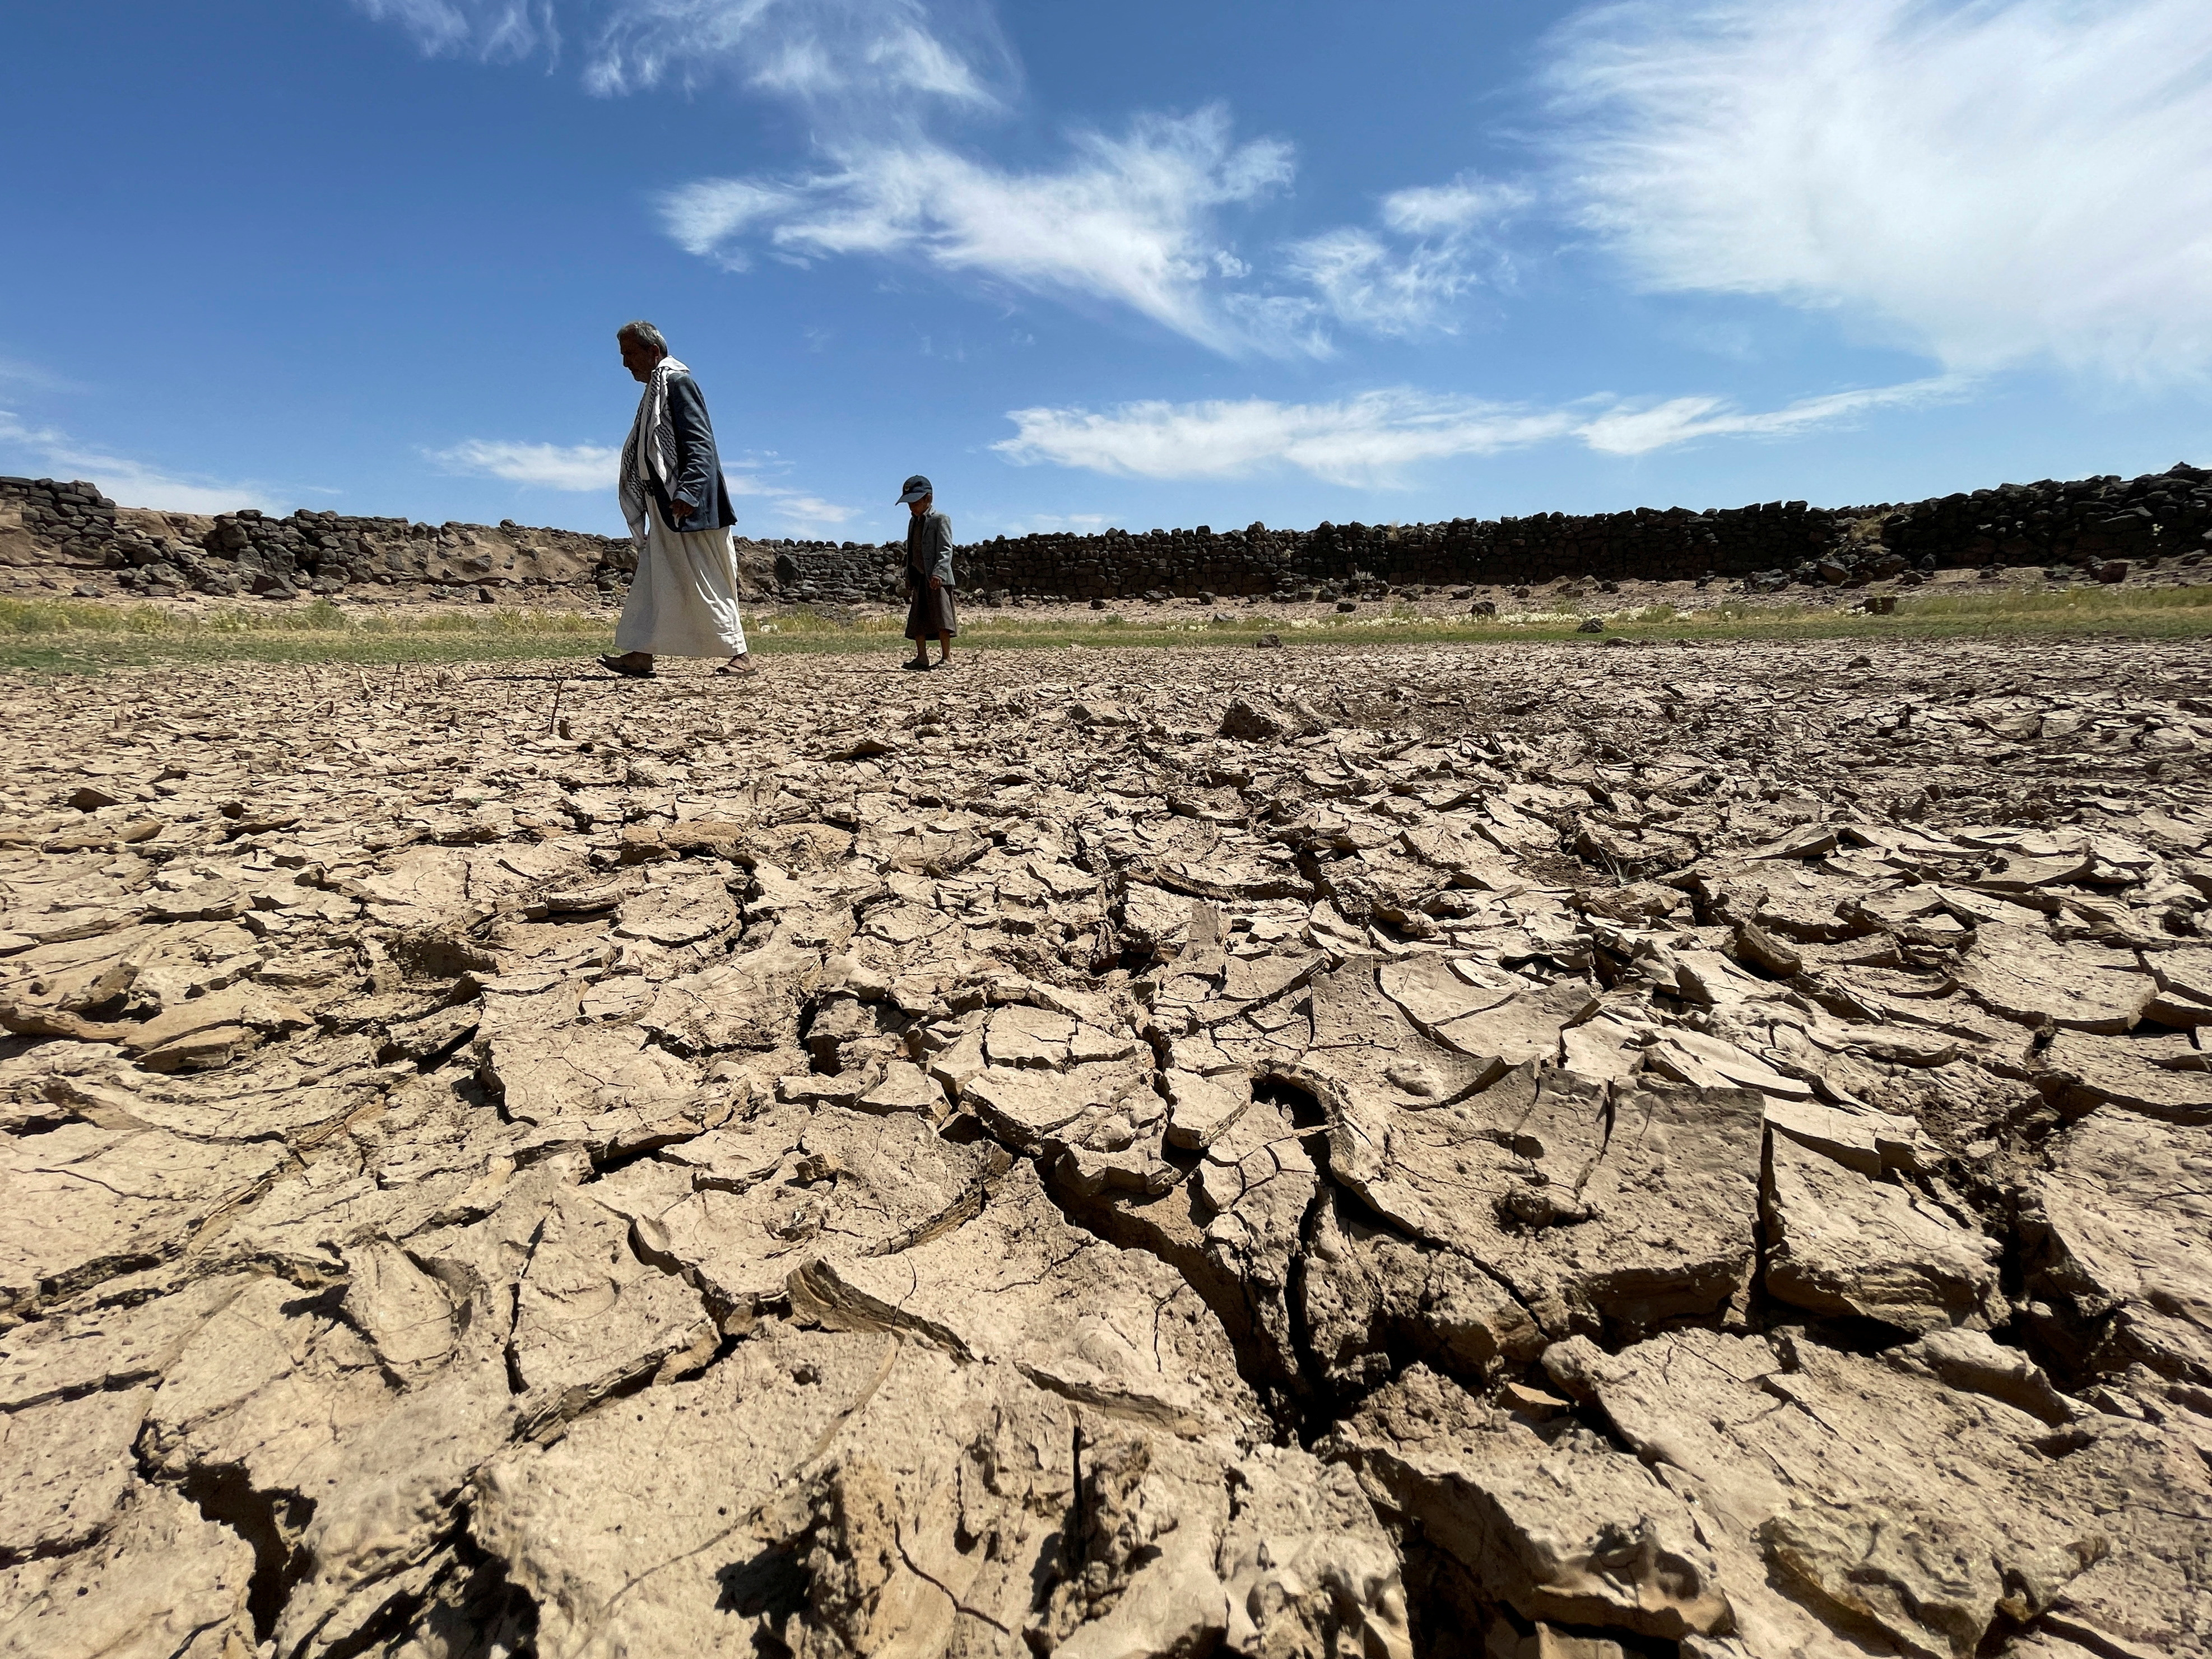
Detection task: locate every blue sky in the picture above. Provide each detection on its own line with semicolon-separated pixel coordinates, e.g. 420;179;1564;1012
3;0;2209;545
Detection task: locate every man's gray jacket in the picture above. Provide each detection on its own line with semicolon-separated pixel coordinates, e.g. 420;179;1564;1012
905;510;955;588
654;370;738;531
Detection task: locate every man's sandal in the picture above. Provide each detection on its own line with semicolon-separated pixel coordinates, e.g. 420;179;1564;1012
596;653;654;677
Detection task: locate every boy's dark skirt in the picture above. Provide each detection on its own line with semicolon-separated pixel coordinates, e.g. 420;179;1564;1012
905;586;958;639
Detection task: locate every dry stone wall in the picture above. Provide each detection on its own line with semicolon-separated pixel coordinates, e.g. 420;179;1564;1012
737;459;2212;606
7;461;2210;608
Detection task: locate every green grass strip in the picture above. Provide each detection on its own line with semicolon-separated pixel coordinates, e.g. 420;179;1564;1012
3;583;2209;673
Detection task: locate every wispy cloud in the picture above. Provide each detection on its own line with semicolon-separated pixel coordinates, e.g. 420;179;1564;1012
1285;173;1531;339
663;107;1305;355
724;459;856;529
1546;0;2212;383
431;435;854;528
356;0;2212;389
431;438;616;491
0;409;282;513
995;376;1960;486
991;510;1109;537
352;0;559;63
996;392;1575;486
667;141;1540;353
590;0;1005;102
359;1;1495;354
1571;376;1964;456
353;0;1011;108
1380;176;1525;238
659;179;801;273
0;357;85;395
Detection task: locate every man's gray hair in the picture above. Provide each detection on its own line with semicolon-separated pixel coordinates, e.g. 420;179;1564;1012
616;319;668;355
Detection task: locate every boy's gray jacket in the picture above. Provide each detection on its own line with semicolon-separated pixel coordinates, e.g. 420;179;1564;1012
905;510;955;587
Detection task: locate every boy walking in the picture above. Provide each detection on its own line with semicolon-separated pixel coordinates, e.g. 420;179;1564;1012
900;474;956;670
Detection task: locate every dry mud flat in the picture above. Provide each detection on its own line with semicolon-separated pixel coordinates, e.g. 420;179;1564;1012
1;636;2209;1659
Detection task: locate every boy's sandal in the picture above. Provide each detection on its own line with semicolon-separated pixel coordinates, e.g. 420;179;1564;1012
714;656;756;675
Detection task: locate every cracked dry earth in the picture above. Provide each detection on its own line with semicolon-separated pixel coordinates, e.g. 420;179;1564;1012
2;639;2211;1659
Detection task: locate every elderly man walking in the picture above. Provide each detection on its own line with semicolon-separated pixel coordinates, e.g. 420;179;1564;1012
598;320;752;679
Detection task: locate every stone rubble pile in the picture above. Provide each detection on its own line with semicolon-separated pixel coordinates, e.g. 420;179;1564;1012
2;637;2210;1658
0;480;642;606
7;462;2209;610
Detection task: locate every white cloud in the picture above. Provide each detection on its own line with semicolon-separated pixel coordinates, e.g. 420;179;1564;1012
1571;377;1964;456
351;0;558;62
431;438;617;490
994;376;1959;486
724;461;856;529
1546;0;2212;382
0;409;281;513
996;392;1576;486
362;0;1491;354
588;0;1003;101
663;108;1306;355
992;510;1109;536
661;179;803;272
432;434;854;529
1381;176;1528;237
1218;293;1330;358
1285;229;1479;340
354;0;1009;108
1285;171;1530;338
0;357;82;394
66;462;280;516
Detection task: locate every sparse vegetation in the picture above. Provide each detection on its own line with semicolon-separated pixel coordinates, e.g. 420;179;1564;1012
2;580;2209;672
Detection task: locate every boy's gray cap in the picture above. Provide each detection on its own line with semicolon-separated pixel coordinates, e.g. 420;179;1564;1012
898;474;933;503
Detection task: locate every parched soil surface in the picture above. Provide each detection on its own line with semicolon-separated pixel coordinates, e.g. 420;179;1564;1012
2;637;2209;1659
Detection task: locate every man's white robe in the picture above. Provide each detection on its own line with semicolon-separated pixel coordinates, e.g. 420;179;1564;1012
613;500;748;657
